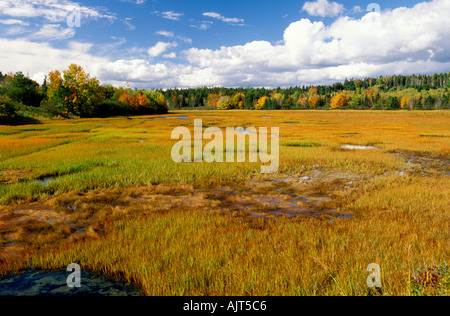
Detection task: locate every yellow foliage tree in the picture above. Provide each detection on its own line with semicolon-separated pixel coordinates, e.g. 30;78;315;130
400;95;408;109
255;96;268;110
330;93;349;109
216;96;232;110
231;93;245;109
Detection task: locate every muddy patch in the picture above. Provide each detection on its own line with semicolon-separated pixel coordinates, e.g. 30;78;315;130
389;151;450;176
205;170;359;220
0;270;141;296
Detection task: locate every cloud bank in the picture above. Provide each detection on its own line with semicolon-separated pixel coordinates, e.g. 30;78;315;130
1;0;450;89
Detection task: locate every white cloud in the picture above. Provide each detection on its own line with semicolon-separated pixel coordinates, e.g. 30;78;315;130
352;6;364;14
190;21;213;31
1;0;450;89
0;19;29;26
0;38;108;84
0;0;115;22
159;11;183;21
147;42;178;58
32;24;75;40
123;17;135;30
120;0;146;4
156;30;192;44
302;0;344;17
156;30;174;38
203;12;244;24
163;52;177;59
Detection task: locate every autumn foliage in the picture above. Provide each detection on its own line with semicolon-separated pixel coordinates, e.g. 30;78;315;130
1;65;449;124
47;64;100;117
255;96;268;110
330;93;350;109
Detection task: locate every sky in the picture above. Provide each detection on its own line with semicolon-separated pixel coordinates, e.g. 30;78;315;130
0;0;449;89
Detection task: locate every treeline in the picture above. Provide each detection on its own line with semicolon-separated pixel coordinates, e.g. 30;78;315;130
1;66;449;124
0;64;168;124
162;73;450;110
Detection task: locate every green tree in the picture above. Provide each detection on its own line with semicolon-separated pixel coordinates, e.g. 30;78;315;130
6;72;43;107
0;95;17;123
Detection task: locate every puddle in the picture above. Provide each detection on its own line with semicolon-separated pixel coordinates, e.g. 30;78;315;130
37;177;54;187
131;116;189;120
341;145;379;150
0;270;141;296
236;130;255;135
165;116;189;120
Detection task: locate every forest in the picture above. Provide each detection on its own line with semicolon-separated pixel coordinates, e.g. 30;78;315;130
1;64;449;124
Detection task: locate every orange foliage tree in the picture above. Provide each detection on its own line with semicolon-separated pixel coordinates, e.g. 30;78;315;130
207;93;221;108
308;95;320;108
118;92;139;108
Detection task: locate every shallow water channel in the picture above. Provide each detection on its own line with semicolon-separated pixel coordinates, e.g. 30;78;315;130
0;270;142;296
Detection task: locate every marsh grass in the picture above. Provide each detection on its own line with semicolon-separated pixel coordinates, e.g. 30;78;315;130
0;110;448;296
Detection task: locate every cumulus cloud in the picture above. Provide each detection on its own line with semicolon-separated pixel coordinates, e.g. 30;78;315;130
163;52;177;59
0;38;108;84
302;0;344;17
147;42;178;58
179;0;450;86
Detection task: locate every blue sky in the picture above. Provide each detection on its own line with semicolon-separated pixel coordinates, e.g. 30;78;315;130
1;0;449;88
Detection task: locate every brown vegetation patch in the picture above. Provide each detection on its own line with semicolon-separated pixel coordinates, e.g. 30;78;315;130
0;169;34;184
1;173;362;264
389;151;450;176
